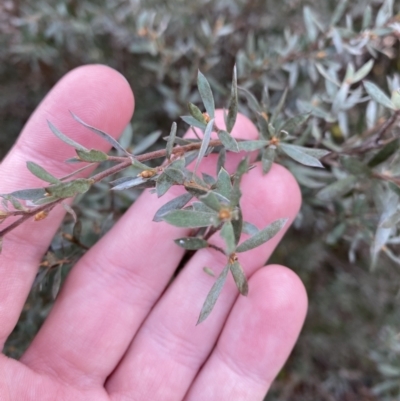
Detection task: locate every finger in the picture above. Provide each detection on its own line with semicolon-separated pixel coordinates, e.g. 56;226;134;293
0;65;134;346
21;112;259;386
184;265;307;400
106;163;302;401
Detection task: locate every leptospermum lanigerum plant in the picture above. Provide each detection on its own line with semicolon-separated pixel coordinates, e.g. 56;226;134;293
0;67;328;323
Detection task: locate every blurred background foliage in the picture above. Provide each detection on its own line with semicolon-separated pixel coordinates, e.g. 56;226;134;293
2;0;400;399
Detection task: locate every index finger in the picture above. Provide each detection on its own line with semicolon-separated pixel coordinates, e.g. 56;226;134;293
0;64;134;346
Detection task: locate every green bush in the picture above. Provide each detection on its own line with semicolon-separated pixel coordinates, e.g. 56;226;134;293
2;0;400;399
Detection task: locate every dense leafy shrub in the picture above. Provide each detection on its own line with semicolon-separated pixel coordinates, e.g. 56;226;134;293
2;0;400;399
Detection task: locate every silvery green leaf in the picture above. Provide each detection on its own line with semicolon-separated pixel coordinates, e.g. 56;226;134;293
271;88;288;124
281;113;309;133
197;70;215;118
153;193;193;222
9;188;47;201
303;7;318;41
217;147;226;174
76;149;108;162
199;191;222;212
156;173;175;197
185;151;199;167
381;211;400;228
111;176;147;191
340;156;371;176
220;221;235;255
280;143;324;168
363;81;395;110
215;168;232;199
284;145;330;159
166;122;177;160
391;89;400;110
236;218;287;253
197;264;230;324
362;5;372;29
230;261;248;295
62;203;77;223
194;118;214;175
52;265;62;299
351;60;374;84
368;139;399;167
238;87;262;113
330;0;348;26
237;140;269;151
33;195;59;206
164;168;185;184
162;210;218;228
202;173;216;186
133;130;162;155
262;146;275;174
47;120;88;152
26;161;60;184
231;207;243;246
45;178;92;198
316;176;357;201
376;0;393;27
242;221;259;235
218;130;239;152
226;65;238;133
203;267;215;277
4;195;24;211
180;115;207;130
169;137;198;145
188;103;207;124
119;123;133;150
174;237;208;250
193;201;214;213
315;63;341;86
70;112;131;156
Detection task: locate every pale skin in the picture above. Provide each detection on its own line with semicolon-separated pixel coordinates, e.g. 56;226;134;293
0;65;308;401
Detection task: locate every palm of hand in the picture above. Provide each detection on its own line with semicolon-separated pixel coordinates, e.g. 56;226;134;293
0;65;307;401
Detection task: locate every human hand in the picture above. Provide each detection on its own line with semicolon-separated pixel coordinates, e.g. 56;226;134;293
0;65;307;401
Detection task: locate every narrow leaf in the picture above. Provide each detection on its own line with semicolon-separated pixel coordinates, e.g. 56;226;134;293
162;210;218;228
226;65;238;133
340;156;371;176
70;112;131;156
242;221;259;235
194;118;214;175
237;140;269;152
281;113;309;133
175;237;208;250
218;130;239;152
236;218;287;253
231;207;243;247
199;191;222;212
164;168;185;184
351;60;374;84
316;176;357;201
180;115;207;130
62;203;77;223
220;221;236;255
153;193;193;222
217;147;226;174
363;81;395;110
76;149;108;162
197;70;215;118
166;122;177;160
188;103;207;124
368;139;399;167
215;168;232;199
26;161;60;184
262;146;275;174
156;173;175;197
197;264;230;324
111;176;148;191
230;261;248;295
271;87;288;124
238;87;262;113
280;143;324;168
45;179;92;198
9;188;47;201
47;120;88;152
